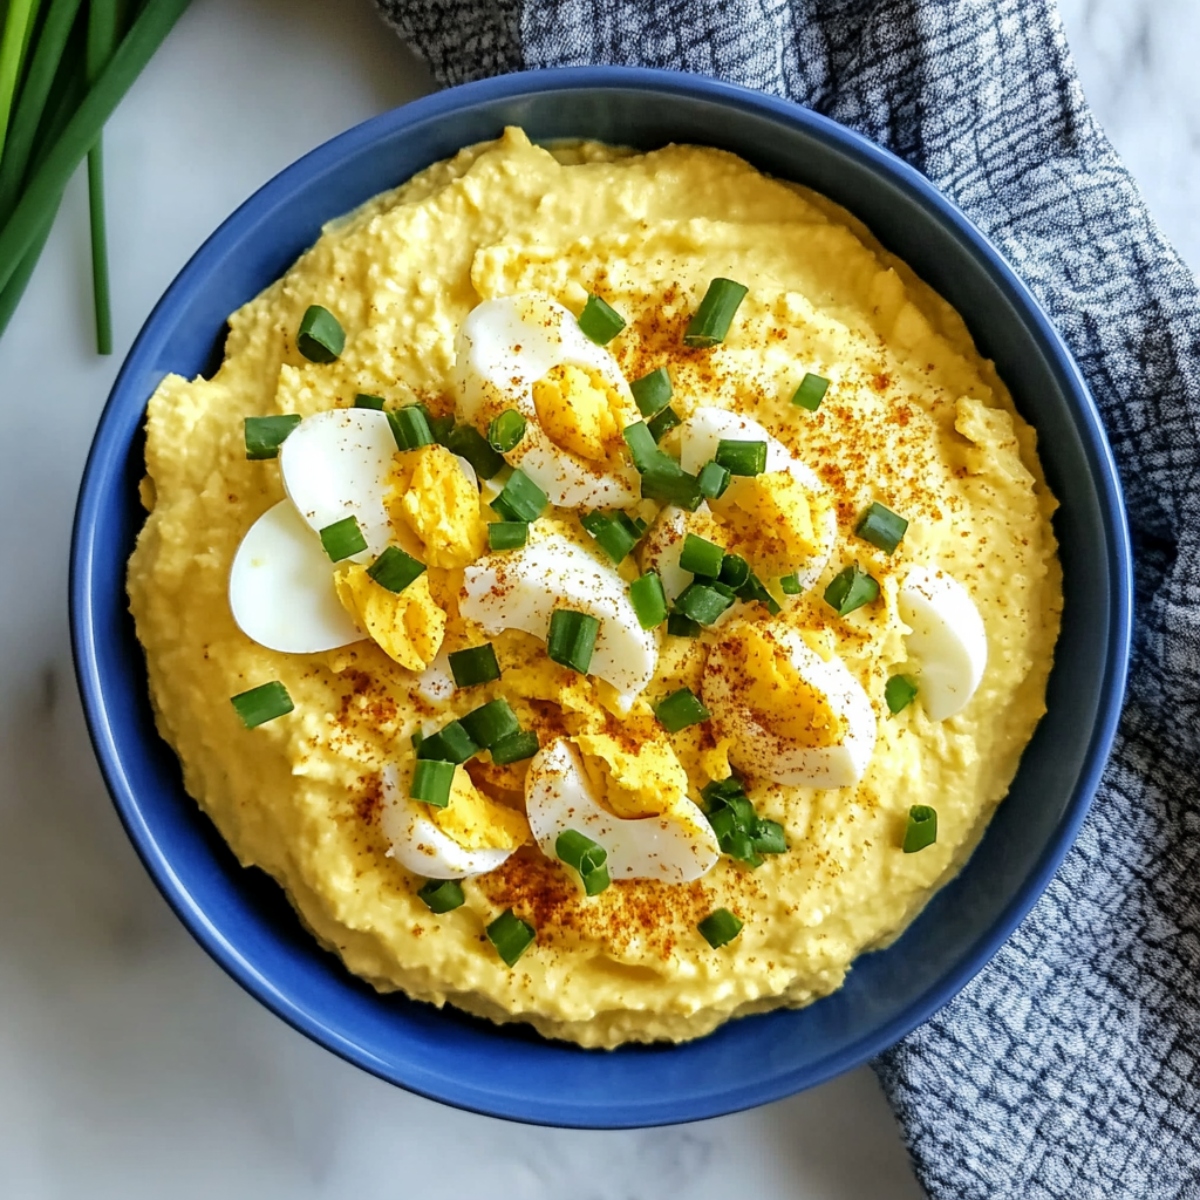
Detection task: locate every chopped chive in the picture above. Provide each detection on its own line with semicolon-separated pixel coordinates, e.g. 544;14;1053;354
319;516;367;562
556;829;610;896
490;729;540;765
654;687;710;732
666;612;700;638
679;533;725;578
641;465;704;511
718;554;750;590
697;460;731;499
230;681;294;729
491;469;548;523
580;865;612;896
856;502;909;555
697;908;743;948
779;573;802;595
487;521;529;551
460;698;520;750
630;571;668;629
701;776;748;808
630;367;672;417
547;609;600;674
824;564;879;617
244;414;301;460
715;439;767;477
410;759;456;808
417;878;465;913
792;372;830;412
737;571;782;615
903;805;938;854
580;509;646;564
577;293;626;345
416;721;479;764
647;405;681;442
297;305;344;363
886;673;919;714
428;411;456;444
487;909;536;966
675;582;734;626
487;408;526;453
367;546;425;592
448;644;501;688
354;393;386;410
388;404;435;452
683;278;748;348
622;421;666;473
411;730;425;752
445;424;505;479
751;820;788;856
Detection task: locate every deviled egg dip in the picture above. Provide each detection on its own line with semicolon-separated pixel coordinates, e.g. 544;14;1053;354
127;128;1062;1048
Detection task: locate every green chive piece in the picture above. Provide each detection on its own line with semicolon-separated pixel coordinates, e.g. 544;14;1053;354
641;465;704;511
490;729;540;765
487;521;529;551
577;293;626;345
428;412;456;444
416;721;479;765
903;805;938;854
856;501;909;555
448;644;501;688
684;278;748;348
460;698;520;750
297;305;344;363
737;571;782;615
487;409;526;453
698;908;743;948
697;460;731;500
630;571;668;630
622;421;666;473
679;534;726;579
630;366;672;417
675;582;734;626
666;612;701;638
244;414;301;460
445;424;505;479
354;393;386;410
719;554;750;591
580;510;646;564
417;878;465;913
487;909;536;966
701;776;789;868
367;546;425;592
547;609;600;674
556;829;610;895
491;469;548;523
647;405;681;443
792;372;830;412
411;730;425;752
410;759;456;808
654;687;710;732
319;516;367;563
715;439;768;477
751;820;788;856
824;564;880;617
388;404;435;452
230;681;294;729
85;0;117;356
779;573;802;595
886;673;919;715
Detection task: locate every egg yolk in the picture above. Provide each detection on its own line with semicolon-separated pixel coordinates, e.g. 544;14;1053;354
731;624;846;748
532;364;628;461
574;727;690;818
334;566;446;671
388;444;487;569
429;766;530;850
715;470;822;579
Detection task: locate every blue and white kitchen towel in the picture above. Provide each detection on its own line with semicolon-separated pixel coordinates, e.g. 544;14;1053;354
376;1;1200;1194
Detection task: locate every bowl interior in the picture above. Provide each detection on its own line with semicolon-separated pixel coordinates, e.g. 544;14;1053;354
71;68;1130;1128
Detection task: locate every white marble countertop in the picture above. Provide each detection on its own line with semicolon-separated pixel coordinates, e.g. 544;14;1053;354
0;1;1192;1196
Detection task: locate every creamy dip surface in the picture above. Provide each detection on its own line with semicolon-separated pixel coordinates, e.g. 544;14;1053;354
127;128;1062;1048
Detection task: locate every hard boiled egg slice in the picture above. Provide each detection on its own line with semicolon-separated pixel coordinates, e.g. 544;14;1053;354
460;532;658;710
702;621;877;788
525;738;719;884
678;407;836;594
229;499;362;653
899;565;988;720
454;292;640;509
379;763;517;880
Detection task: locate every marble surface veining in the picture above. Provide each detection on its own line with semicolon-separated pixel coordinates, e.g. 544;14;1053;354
0;1;1192;1197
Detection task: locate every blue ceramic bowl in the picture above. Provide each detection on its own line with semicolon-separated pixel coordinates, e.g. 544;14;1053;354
71;67;1132;1128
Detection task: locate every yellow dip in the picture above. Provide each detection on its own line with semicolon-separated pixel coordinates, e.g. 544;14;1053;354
127;128;1062;1048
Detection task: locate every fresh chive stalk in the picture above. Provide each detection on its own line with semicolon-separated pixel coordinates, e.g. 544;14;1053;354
86;0;118;354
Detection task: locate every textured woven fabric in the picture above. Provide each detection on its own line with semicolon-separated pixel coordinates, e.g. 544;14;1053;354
375;1;1200;1194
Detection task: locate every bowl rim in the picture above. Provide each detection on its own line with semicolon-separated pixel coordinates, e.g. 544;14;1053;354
70;65;1132;1126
